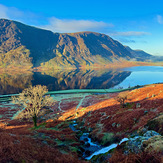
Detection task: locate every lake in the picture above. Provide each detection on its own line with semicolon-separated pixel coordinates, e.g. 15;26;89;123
0;66;163;95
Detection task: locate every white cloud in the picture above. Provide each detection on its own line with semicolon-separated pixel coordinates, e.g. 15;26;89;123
41;17;114;33
0;4;9;19
0;4;41;25
0;4;24;20
109;31;150;37
0;4;114;33
156;15;163;24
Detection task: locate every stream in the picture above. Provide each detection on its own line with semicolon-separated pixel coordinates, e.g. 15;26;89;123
69;120;161;161
69;120;129;160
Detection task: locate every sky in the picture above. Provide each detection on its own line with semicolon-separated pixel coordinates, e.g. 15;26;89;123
0;0;163;56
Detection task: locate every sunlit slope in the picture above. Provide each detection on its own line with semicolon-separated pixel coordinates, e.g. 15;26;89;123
0;19;149;69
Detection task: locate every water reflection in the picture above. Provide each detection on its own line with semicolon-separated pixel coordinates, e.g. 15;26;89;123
1;66;163;95
0;72;33;95
0;69;131;95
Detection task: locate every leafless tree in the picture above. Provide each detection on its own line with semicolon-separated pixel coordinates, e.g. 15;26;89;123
12;85;54;127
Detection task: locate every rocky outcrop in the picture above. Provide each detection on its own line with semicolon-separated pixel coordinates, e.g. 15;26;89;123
146;114;163;135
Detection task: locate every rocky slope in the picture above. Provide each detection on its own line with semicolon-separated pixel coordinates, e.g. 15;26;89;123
0;19;151;69
58;83;163;162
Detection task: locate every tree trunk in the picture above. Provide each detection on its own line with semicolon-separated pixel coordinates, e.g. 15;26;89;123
33;114;37;128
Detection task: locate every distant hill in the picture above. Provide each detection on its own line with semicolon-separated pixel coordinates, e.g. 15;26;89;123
150;55;163;62
125;46;152;61
0;19;153;69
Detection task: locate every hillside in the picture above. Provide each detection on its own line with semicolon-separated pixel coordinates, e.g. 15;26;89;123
41;32;133;69
125;46;152;61
0;19;59;68
0;19;151;69
0;84;162;162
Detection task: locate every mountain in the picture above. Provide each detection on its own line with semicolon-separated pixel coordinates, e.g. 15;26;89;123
0;19;59;68
150;55;163;62
125;46;152;61
0;19;150;69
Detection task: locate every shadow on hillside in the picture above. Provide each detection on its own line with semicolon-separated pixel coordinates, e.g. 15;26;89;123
59;96;163;136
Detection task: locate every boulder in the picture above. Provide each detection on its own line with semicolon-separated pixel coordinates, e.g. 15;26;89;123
143;135;163;153
146;114;163;135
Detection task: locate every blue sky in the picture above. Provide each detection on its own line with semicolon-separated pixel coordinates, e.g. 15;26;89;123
0;0;163;55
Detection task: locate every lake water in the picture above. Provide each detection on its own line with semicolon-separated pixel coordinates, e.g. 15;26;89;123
114;66;163;88
0;66;163;95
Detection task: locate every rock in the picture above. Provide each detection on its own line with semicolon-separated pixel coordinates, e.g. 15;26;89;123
143;130;160;138
139;127;148;135
112;122;116;127
125;130;161;154
42;140;48;145
116;123;121;128
150;108;157;112
106;115;110;119
136;103;141;108
143;135;163;153
144;110;148;115
126;136;144;153
88;127;93;132
101;112;106;116
146;114;163;135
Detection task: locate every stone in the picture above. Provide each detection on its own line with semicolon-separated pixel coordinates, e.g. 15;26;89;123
125;130;160;154
143;130;160;138
112;122;116;127
136;103;141;108
143;135;163;153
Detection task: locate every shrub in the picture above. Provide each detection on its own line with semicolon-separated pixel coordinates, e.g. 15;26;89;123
100;132;115;145
115;92;128;108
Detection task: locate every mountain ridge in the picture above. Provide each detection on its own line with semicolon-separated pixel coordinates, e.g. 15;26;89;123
0;19;152;69
125;46;152;61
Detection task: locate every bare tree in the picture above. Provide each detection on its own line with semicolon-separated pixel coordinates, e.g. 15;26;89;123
12;85;54;127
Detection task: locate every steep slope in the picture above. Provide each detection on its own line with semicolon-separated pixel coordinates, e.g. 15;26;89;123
0;19;145;69
41;32;132;68
125;46;152;61
0;19;59;67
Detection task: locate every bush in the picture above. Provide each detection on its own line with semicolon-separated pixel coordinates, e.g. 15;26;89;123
115;92;128;108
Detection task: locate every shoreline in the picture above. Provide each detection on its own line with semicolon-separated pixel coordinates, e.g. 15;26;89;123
0;61;159;73
0;85;143;102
